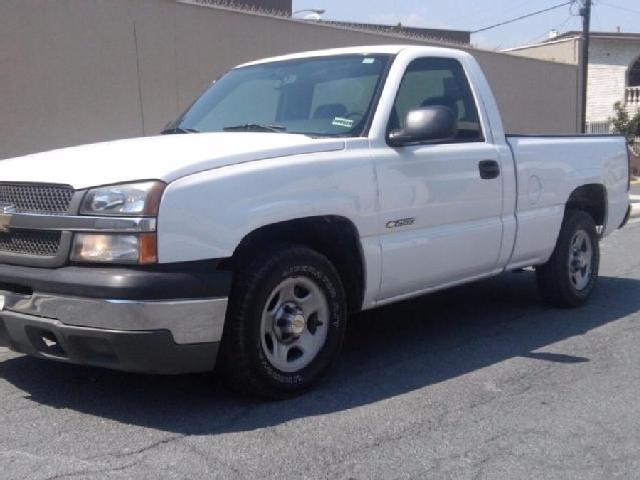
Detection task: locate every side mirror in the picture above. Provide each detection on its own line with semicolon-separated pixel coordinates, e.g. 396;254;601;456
387;106;458;147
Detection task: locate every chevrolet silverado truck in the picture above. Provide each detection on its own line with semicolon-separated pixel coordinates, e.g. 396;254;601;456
0;46;631;398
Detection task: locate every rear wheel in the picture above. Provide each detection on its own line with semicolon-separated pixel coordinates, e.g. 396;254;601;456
219;244;347;398
536;210;599;307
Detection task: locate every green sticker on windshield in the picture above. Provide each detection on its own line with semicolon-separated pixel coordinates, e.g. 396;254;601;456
332;117;355;129
362;58;375;64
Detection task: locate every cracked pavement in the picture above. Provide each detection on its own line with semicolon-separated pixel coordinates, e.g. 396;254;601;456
2;221;640;479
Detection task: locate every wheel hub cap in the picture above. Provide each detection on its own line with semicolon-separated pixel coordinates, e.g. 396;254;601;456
260;276;330;373
573;253;588;269
274;302;306;341
568;229;593;291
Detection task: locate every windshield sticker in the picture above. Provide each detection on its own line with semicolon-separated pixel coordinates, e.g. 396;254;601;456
332;117;355;129
362;58;375;64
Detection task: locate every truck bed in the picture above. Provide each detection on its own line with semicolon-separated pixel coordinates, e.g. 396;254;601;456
505;134;629;269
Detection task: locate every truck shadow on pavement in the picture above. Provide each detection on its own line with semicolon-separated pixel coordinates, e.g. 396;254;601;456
0;272;638;434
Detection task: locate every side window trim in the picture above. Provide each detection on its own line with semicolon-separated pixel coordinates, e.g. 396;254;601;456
386;57;486;146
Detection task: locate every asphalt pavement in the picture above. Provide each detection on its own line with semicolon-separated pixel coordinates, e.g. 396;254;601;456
2;221;640;479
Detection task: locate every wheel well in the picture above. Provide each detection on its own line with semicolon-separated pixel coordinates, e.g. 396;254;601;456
222;216;365;313
565;184;606;226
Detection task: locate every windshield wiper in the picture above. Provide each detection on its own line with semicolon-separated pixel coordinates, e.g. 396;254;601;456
223;123;287;133
161;127;200;134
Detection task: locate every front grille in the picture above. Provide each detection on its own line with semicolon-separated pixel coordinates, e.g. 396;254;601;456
0;230;61;257
0;183;74;215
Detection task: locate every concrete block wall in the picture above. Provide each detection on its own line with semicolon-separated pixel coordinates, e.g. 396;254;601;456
0;0;580;160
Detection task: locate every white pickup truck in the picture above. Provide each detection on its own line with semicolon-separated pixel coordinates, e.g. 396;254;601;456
0;46;630;397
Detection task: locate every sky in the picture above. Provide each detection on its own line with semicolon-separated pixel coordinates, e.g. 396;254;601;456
292;0;640;50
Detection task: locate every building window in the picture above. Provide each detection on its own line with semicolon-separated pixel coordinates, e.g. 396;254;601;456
630;56;640;87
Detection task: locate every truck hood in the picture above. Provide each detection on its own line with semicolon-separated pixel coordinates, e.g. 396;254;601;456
0;133;345;189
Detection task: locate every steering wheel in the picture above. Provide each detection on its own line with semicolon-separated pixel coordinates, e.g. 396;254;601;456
344;112;364;122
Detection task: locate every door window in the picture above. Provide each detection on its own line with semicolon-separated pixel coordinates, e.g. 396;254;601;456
389;58;484;142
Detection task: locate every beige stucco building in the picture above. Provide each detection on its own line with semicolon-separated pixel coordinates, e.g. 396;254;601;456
505;31;640;133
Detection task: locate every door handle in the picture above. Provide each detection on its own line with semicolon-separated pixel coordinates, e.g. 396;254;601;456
478;160;500;179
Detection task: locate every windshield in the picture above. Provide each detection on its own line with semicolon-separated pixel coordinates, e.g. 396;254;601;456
170;54;392;137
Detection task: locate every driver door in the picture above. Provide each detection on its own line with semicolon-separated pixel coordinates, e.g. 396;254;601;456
375;57;504;300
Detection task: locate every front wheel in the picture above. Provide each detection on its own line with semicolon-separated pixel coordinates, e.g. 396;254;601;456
219;244;347;398
536;210;599;308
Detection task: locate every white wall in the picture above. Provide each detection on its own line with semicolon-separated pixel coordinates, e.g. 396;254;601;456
587;38;640;122
507;38;578;64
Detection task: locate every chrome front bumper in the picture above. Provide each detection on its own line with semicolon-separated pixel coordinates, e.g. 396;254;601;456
0;291;228;374
0;290;228;344
0;261;231;373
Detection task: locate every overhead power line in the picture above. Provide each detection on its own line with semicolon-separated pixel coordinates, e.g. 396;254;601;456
521;13;576;48
597;1;640;15
472;1;575;33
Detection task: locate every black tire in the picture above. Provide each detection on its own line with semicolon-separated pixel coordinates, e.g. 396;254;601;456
536;209;599;308
218;244;347;399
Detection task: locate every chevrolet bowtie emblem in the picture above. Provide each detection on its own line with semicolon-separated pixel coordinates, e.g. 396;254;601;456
0;203;16;233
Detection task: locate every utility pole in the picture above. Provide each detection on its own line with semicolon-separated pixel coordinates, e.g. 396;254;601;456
580;0;592;133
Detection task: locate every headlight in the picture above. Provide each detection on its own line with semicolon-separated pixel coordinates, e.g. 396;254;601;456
71;233;157;264
80;181;165;216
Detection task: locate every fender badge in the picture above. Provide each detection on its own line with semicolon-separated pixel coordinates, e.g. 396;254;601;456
386;217;415;229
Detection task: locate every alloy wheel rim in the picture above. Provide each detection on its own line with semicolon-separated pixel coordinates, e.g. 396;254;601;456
568;229;593;291
260;276;329;373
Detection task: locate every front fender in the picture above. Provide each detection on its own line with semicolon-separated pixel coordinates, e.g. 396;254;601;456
157;149;378;263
